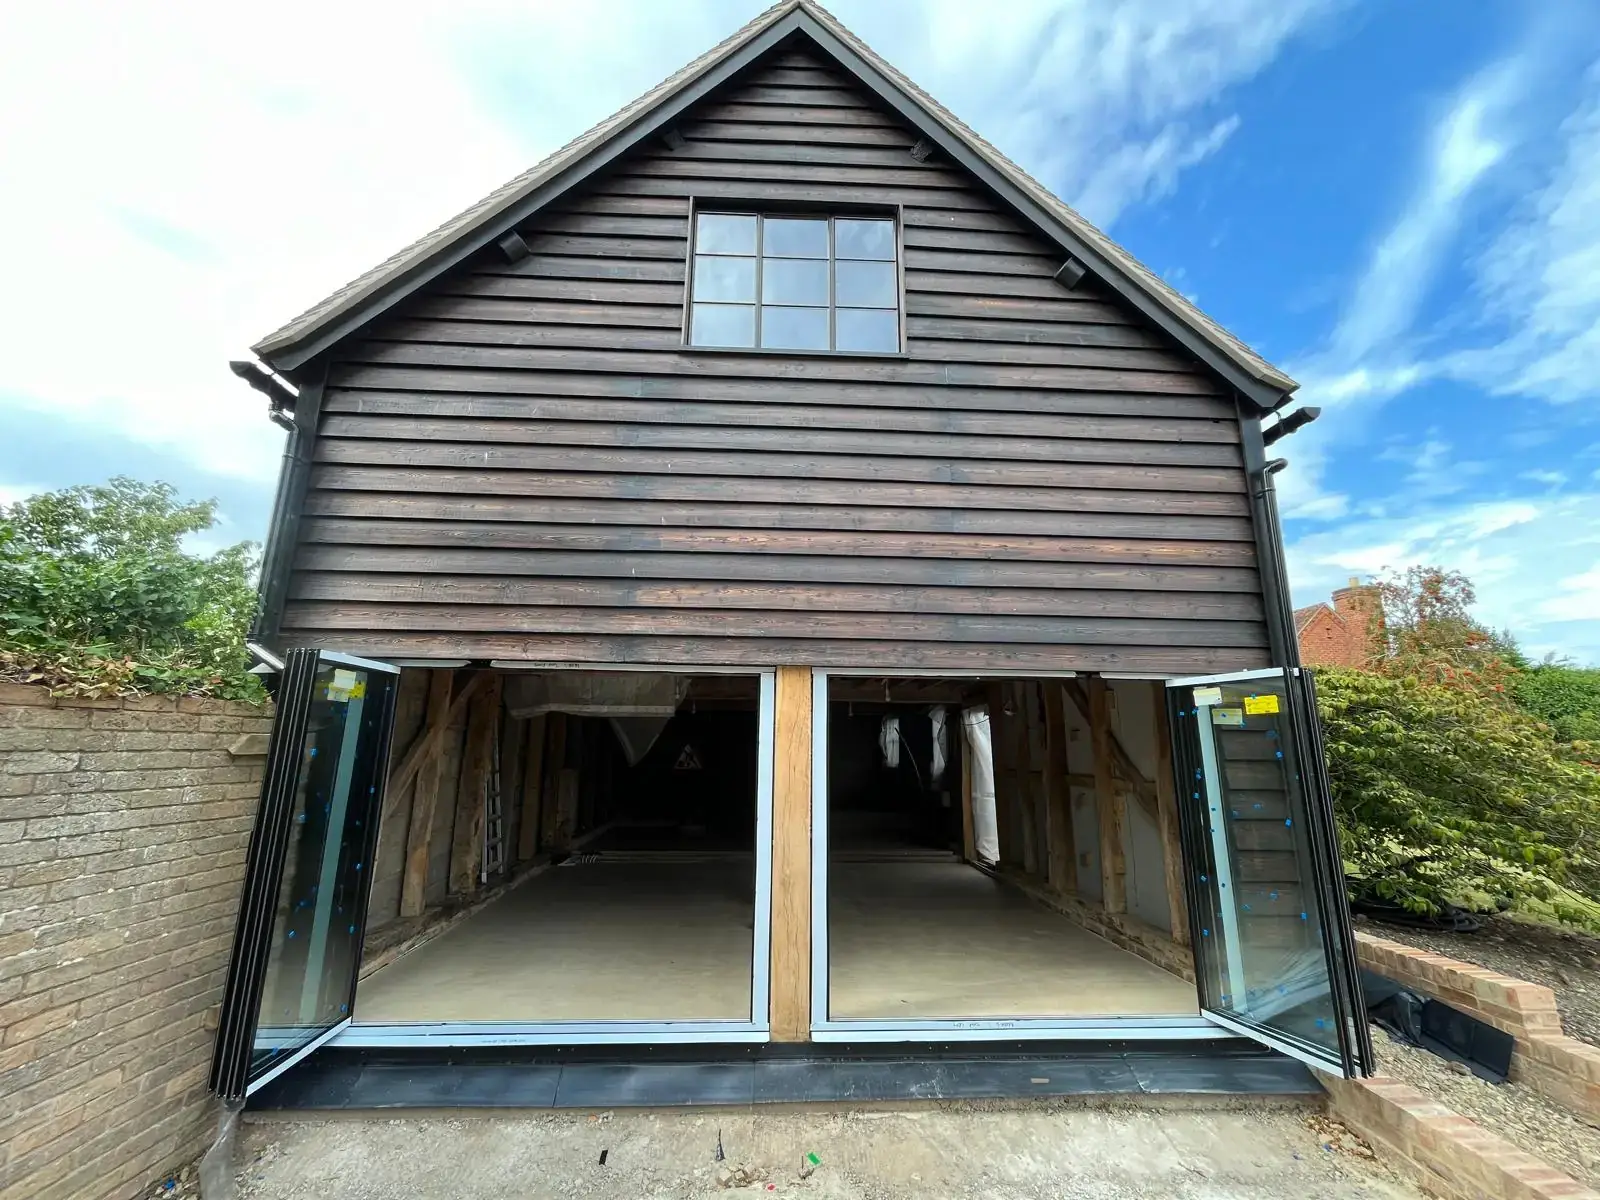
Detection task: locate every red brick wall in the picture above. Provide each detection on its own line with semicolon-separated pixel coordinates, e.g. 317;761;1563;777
1298;584;1381;669
0;684;272;1200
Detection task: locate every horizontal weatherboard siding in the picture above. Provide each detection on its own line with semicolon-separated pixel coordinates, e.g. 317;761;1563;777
285;47;1268;672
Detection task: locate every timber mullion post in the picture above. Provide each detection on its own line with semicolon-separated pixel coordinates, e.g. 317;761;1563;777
399;669;452;918
1088;675;1127;913
770;666;812;1041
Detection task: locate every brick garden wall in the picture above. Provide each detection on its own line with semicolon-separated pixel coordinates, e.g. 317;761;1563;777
0;683;272;1200
1357;931;1600;1123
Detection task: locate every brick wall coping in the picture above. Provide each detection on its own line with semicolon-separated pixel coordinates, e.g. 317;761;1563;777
0;680;268;719
1355;930;1600;1125
1322;1073;1600;1200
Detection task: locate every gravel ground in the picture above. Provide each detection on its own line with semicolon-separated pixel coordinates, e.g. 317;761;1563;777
1359;912;1600;1047
232;1105;1421;1199
1373;1026;1600;1187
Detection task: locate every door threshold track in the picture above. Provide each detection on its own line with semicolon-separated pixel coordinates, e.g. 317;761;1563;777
247;1040;1322;1111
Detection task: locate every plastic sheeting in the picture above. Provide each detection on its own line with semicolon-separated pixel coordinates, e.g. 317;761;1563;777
878;715;901;768
961;707;999;864
929;707;948;786
609;716;673;766
504;672;687;718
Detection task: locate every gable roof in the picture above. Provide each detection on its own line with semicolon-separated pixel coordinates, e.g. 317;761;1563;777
1294;603;1334;633
252;0;1296;407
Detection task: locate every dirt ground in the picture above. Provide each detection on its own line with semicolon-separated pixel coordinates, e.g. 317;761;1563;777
1360;912;1600;1046
231;1104;1422;1200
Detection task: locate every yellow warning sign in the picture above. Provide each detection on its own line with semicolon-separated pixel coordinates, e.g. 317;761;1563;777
1243;693;1280;715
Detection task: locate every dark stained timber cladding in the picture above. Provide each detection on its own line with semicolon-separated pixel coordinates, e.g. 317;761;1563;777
296;47;1268;672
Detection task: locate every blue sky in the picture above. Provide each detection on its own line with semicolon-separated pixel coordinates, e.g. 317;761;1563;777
2;0;1597;660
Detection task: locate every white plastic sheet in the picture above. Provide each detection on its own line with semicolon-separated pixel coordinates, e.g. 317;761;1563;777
961;707;999;864
878;715;901;768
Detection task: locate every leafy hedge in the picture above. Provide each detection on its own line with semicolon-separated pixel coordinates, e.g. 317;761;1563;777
1512;664;1600;749
0;479;264;701
1317;667;1600;927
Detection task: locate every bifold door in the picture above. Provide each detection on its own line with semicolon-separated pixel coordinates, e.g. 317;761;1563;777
210;649;399;1101
1166;667;1373;1077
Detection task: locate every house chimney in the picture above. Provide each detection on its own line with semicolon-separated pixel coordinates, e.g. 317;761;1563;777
1331;577;1382;666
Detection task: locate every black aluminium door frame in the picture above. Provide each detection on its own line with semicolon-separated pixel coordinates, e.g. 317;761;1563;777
1294;667;1376;1075
1165;666;1373;1079
209;648;400;1103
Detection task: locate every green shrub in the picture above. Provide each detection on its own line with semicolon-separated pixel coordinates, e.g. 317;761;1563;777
1316;667;1600;928
0;478;264;701
1512;664;1600;749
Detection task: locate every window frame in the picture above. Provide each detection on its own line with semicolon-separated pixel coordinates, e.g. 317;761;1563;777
681;200;907;358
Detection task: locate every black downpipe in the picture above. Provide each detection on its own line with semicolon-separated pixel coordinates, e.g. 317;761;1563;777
250;363;329;646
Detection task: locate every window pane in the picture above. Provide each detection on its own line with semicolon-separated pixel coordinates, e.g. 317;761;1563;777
691;303;755;347
762;217;828;258
693;255;757;303
761;306;829;350
762;258;829;306
836;308;899;353
696;212;757;255
835;218;895;260
835;259;897;308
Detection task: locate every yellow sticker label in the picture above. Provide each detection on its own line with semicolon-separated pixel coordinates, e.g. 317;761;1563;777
325;668;366;702
1193;686;1222;706
1243;693;1280;715
1212;707;1245;727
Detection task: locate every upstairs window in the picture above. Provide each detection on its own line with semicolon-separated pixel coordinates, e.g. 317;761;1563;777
688;211;901;354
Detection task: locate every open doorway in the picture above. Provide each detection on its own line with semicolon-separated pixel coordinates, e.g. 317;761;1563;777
351;669;773;1034
813;673;1202;1033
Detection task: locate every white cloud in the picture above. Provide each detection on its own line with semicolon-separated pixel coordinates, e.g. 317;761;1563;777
1071;116;1241;226
1289;55;1525;416
837;0;1336;225
1287;495;1600;662
0;482;47;509
1275;436;1349;520
1330;68;1515;364
1465;62;1600;404
0;0;1336;494
1521;468;1569;487
1542;564;1600;623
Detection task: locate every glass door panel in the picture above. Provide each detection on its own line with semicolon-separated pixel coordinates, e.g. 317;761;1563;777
1167;667;1369;1075
210;649;398;1101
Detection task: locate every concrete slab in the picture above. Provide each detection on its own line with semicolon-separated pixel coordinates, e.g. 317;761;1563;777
237;1105;1423;1199
828;860;1200;1019
356;859;755;1023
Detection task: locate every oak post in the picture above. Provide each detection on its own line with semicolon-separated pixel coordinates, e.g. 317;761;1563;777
1088;675;1127;913
770;666;813;1042
399;669;453;918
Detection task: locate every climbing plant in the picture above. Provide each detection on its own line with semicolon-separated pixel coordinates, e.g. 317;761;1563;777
0;478;263;700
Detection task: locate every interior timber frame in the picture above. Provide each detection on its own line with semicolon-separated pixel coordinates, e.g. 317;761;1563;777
333;665;778;1048
806;669;1223;1042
